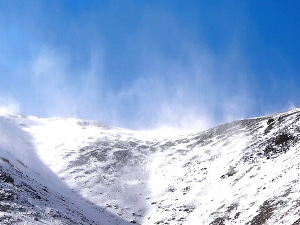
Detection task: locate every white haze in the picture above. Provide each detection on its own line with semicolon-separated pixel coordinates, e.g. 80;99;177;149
12;40;257;133
0;1;298;132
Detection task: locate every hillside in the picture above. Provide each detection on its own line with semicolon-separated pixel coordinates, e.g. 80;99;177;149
1;109;300;224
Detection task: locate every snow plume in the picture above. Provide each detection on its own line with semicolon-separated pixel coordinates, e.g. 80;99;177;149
106;41;254;131
0;96;20;114
30;48;104;120
2;3;255;131
27;43;254;132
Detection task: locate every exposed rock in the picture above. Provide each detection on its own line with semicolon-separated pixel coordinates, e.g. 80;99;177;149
0;173;14;184
267;118;275;125
275;134;290;145
248;200;276;225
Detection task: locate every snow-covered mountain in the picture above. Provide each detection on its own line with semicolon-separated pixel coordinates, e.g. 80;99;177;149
1;108;300;224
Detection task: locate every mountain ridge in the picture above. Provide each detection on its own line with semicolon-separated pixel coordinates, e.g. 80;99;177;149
1;108;300;224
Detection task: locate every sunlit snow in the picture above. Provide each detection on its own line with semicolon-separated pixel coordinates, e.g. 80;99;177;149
1;108;300;224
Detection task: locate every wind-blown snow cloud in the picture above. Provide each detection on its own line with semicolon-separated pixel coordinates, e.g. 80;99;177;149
29;48;105;121
2;1;299;131
25;37;253;131
0;96;20;114
107;39;254;130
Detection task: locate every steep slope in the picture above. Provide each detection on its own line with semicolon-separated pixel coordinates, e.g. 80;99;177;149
25;117;156;224
2;108;300;224
0;112;131;225
144;110;300;224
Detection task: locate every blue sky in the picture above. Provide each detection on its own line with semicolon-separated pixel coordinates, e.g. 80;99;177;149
1;1;300;130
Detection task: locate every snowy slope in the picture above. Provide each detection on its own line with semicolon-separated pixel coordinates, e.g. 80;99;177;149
1;108;300;224
0;111;131;225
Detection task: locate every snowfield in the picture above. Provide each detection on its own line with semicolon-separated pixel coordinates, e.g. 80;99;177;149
1;108;300;224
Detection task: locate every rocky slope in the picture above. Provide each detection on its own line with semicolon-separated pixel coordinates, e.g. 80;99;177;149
1;108;300;224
